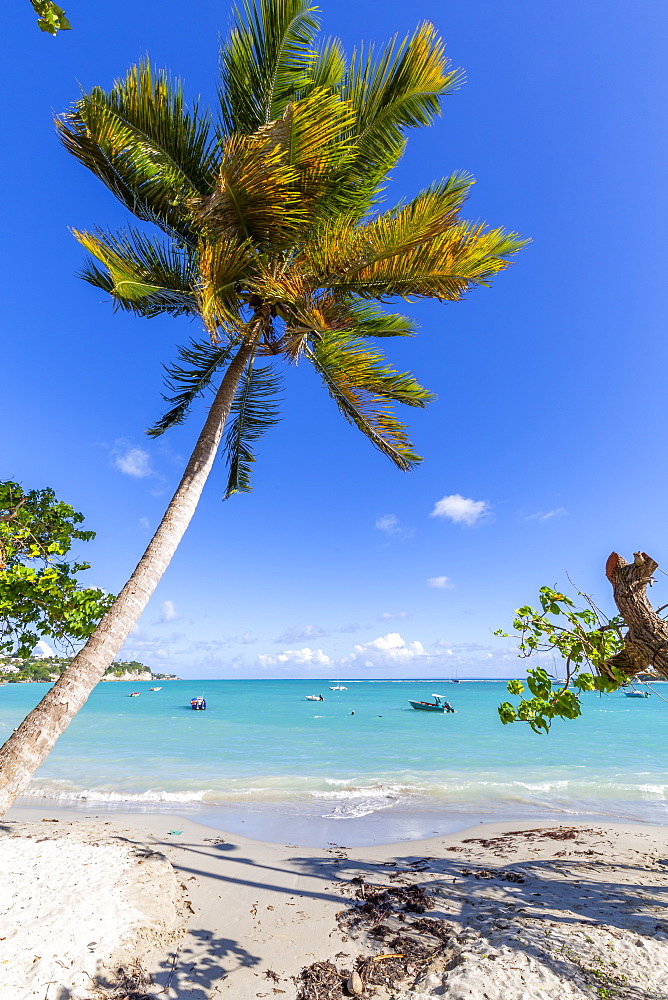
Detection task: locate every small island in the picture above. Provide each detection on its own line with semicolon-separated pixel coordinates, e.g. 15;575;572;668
0;656;179;684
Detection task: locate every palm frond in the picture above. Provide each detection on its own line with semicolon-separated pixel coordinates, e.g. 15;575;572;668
58;60;216;240
258;86;355;211
197;236;261;334
219;0;320;135
223;358;283;497
74;228;198;318
299;172;475;280
148;338;239;436
304;37;346;91
344;300;417;338
365;173;475;255
307;330;432;470
330;222;528;300
192;133;304;248
339;22;463;215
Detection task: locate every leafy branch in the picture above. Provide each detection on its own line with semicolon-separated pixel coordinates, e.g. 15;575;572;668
495;585;627;733
29;0;71;34
0;482;114;657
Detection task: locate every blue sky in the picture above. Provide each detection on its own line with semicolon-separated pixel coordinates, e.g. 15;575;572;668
2;0;667;679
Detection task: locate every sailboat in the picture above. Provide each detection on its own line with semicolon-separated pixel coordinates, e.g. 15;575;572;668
329;665;347;691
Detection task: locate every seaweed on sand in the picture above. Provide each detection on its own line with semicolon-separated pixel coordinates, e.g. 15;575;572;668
86;962;155;999
297;879;453;998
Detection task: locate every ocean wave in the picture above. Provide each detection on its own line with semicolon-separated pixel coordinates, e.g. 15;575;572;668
22;772;668;820
24;784;212;804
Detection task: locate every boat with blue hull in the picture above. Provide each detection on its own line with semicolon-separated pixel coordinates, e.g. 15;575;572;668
409;694;456;714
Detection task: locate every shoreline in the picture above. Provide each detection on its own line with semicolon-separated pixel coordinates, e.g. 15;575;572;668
4;806;668;998
11;792;668;848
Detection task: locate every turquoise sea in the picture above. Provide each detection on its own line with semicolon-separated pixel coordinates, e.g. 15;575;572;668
2;679;667;844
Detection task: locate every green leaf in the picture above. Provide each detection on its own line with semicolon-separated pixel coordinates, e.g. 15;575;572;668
31;0;71;34
498;702;517;725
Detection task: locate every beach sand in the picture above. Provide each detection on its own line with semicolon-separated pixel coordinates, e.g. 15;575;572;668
3;807;668;999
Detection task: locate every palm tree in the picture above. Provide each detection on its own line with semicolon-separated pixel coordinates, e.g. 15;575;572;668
0;0;525;814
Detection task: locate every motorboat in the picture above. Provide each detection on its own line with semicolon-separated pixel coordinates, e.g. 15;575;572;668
305;694;324;701
129;691;140;697
329;685;347;691
623;689;650;699
149;686;162;691
190;696;206;710
409;694;455;713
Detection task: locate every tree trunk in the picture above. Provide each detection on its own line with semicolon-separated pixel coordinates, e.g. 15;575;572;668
603;551;668;680
0;338;254;817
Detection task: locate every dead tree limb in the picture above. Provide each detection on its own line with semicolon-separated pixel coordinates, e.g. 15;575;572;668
603;551;668;680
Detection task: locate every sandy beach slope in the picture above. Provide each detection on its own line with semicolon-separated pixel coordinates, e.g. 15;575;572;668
3;808;668;999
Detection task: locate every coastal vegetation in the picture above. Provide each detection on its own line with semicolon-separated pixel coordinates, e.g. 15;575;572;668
0;0;525;815
0;481;114;658
0;656;176;683
497;550;668;732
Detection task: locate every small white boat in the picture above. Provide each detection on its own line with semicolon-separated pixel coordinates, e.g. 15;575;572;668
149;686;162;691
305;694;324;701
329;685;347;691
129;691;140;698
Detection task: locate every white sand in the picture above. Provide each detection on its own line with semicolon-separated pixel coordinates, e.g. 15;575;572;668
0;820;186;999
4;810;668;999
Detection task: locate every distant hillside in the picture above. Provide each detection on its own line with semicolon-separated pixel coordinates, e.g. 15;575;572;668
0;656;179;683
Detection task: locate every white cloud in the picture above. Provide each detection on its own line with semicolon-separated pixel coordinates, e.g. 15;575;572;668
258;647;332;667
526;507;568;522
431;494;490;526
33;640;55;658
113;444;153;479
378;611;409;620
375;513;413;540
276;625;330;643
240;632;257;645
155;600;178;624
343;632;429;667
427;576;455;589
376;514;400;534
138;516;150;530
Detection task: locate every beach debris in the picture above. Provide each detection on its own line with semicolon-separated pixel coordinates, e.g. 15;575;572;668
294;878;454;998
263;969;281;981
346;968;364;994
87;961;155;999
459;868;526;883
341;880;435;925
167;830;183;836
295;960;344;999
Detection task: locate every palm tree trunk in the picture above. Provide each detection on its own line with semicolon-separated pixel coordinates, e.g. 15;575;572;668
0;338;254;817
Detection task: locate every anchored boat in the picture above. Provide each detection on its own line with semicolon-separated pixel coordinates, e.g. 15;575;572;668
190;696;206;710
409;694;456;714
